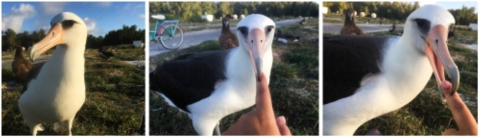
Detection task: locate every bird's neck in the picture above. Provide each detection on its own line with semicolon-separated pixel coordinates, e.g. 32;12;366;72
344;17;355;26
48;43;86;78
324;37;433;135
222;23;231;33
226;46;273;86
15;49;24;59
383;37;432;103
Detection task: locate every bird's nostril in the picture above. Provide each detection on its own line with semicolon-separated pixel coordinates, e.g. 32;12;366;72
251;40;253;43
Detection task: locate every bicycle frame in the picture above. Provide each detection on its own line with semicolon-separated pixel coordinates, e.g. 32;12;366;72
149;20;181;41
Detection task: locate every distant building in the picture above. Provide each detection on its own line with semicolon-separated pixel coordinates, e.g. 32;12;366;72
133;40;143;48
469;23;477;30
151;14;165;20
201;12;214;22
322;7;328;14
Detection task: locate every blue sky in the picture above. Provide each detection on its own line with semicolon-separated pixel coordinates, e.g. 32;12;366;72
2;2;145;37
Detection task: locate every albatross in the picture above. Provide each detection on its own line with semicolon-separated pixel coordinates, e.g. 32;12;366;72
18;12;87;136
323;4;459;135
150;14;275;135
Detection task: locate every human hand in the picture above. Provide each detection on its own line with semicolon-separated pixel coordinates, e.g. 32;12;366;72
222;73;291;135
441;81;478;135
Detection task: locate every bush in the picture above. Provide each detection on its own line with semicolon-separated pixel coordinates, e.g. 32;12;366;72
188;14;208;23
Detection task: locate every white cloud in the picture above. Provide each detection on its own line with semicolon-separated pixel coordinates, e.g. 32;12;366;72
40;2;66;16
123;3;143;11
97;2;112;7
35;2;66;30
83;17;96;32
83;17;102;36
138;14;145;19
122;3;133;11
41;25;50;32
2;3;36;32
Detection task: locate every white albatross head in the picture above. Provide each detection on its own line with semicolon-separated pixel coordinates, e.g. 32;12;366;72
30;12;87;61
403;4;459;101
236;14;276;81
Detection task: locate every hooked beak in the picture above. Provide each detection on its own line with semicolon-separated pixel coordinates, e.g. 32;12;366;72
347;13;353;21
223;20;228;26
424;25;460;102
247;28;266;82
30;23;63;61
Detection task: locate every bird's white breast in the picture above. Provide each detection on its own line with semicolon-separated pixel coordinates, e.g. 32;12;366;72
19;46;85;122
324;37;433;135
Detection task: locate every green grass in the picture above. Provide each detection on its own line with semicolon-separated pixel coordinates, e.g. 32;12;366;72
452;29;478;44
2;47;145;135
349;29;478;135
149;19;319;135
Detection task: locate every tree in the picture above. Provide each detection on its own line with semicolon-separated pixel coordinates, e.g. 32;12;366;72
103;25;145;46
16;31;33;48
364;6;369;15
2;29;17;51
215;2;232;19
151;2;319;23
449;6;478;25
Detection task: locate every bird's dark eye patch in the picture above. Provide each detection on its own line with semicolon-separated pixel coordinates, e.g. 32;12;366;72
413;18;430;35
448;24;455;39
61;20;76;30
238;26;248;39
265;25;274;33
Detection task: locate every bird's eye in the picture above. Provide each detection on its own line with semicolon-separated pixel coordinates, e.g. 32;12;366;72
448;24;455;39
238;26;248;34
413;18;430;35
62;20;76;30
265;25;274;33
414;19;429;28
238;26;248;38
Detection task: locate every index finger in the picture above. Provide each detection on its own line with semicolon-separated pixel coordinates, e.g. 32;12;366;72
442;81;478;132
255;73;274;113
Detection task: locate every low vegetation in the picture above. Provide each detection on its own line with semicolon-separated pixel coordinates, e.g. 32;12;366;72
1;47;145;135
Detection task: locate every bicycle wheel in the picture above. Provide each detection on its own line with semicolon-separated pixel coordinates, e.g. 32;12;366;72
160;24;184;50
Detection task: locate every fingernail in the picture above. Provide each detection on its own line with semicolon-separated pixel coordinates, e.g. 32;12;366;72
279;116;286;124
442;81;450;89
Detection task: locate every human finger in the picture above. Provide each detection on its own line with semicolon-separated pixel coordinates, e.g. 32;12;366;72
276;116;291;136
442;81;477;134
255;73;274;113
